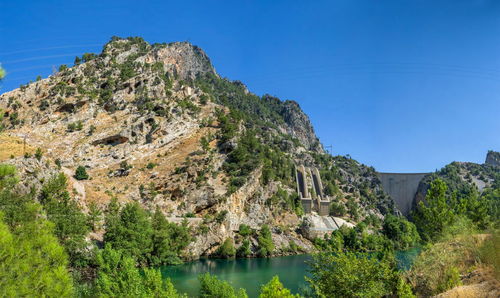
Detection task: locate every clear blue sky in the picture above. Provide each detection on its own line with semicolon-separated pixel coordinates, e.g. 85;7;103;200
1;0;499;172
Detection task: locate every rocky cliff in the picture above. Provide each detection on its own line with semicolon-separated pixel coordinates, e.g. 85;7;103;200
0;36;393;258
485;150;500;167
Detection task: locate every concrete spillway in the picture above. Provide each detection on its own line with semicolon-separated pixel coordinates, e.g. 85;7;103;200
295;165;330;216
377;172;429;216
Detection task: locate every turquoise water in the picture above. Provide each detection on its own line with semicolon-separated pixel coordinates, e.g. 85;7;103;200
161;249;420;297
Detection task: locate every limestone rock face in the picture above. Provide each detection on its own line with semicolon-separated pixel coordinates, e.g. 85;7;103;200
280;100;323;152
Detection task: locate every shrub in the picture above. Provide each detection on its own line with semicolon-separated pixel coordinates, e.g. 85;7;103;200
236;239;251;257
218;238;236;258
258;225;274;257
382;214;420;249
74;166;89;180
198;273;247;298
216;210;228;224
58;64;68;72
238;224;251;237
34;148;43;161
405;217;480;296
67;121;83;132
329;202;346;216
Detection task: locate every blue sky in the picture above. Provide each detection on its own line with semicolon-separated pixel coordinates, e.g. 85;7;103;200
1;0;499;172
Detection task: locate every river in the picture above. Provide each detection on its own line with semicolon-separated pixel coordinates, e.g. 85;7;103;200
161;248;420;297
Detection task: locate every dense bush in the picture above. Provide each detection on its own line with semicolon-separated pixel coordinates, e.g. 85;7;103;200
104;201;191;266
218;238;236;258
238;224;251;237
236;239;252;257
257;225;274;257
382;214;420;249
74;165;89;180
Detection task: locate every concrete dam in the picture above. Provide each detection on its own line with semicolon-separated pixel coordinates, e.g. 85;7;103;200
377;172;429;216
294;163;430;218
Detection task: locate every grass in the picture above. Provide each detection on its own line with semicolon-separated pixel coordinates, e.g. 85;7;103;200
0;134;34;161
405;217;499;296
479;230;500;280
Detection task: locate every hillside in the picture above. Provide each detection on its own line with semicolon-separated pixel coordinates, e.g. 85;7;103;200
413;152;499;224
0;36;394;257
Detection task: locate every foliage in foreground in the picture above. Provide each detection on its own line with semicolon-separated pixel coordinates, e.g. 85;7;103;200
0;165;74;297
198;273;248;298
104;200;191;266
307;252;398;298
259;276;299;298
95;245;184;297
405;216;495;296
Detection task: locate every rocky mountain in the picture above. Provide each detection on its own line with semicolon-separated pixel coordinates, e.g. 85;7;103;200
414;151;499;214
0;37;394;258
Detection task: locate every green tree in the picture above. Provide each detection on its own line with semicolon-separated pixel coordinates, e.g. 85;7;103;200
382;214;421;249
103;202;153;265
34;147;43;160
258;224;274;257
74;165;89;180
198;273;248;298
95;244;144;297
87;201;103;232
142;268;186;298
238;224;252;237
39;173;90;266
59;64;68;72
236;239;252;257
150;207;191;266
96;245;186;297
259;276;298;298
218;238;236;258
0;213;74;297
412;179;454;241
307;252;397;298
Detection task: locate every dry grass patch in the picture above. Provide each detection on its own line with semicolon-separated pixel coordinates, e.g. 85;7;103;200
0;134;34;161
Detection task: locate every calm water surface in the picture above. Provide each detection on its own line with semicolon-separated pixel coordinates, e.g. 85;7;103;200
161;248;420;298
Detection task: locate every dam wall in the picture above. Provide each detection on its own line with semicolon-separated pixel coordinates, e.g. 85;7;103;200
377;172;429;216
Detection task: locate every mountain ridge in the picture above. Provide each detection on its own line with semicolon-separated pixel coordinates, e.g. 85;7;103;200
0;36;407;258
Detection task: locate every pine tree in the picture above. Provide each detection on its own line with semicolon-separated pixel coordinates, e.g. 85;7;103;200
413;179;454;241
259;276;298;298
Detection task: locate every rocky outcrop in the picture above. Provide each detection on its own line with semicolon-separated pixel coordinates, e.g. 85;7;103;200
485;150;500;167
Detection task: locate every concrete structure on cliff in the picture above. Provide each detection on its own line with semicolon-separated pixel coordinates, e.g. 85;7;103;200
377;172;429;216
295;165;330;216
